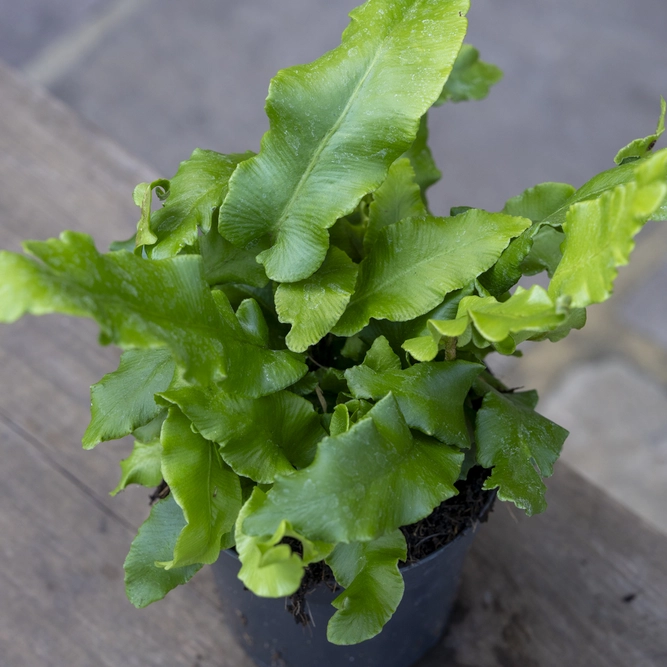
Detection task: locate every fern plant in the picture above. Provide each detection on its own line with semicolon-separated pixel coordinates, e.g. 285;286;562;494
1;0;666;647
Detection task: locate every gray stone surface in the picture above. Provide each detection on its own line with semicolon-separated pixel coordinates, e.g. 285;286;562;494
0;0;111;67
622;261;667;350
541;360;667;534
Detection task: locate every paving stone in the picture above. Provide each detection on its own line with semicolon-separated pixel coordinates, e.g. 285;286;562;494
0;0;111;67
43;0;667;211
621;261;667;351
540;360;667;534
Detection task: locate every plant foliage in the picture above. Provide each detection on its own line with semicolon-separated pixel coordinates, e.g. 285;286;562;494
0;0;664;647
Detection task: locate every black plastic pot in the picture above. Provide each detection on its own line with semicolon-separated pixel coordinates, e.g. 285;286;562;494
212;493;495;667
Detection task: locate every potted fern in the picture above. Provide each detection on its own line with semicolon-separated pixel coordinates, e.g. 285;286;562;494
1;0;665;666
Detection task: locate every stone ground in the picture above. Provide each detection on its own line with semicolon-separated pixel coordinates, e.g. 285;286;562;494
2;0;667;531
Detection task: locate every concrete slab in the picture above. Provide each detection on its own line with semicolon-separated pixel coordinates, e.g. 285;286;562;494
540;360;667;534
621;261;667;350
0;0;111;67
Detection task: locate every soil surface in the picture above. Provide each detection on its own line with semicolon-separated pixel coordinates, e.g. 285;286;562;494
286;466;495;625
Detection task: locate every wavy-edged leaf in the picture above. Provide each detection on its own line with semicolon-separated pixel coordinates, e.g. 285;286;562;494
137;149;253;258
219;0;470;282
402;114;441;197
124;495;203;608
134;179;169;247
244;394;464;544
111;438;163;496
236;488;333;598
83;348;175;449
614;97;665;166
0;232;306;391
364;158;426;253
334;211;531;336
159;386;325;483
549;148;667;308
435;44;503;105
437;286;566;345
275;247;358;353
346;337;481;446
326;530;406;645
158;408;241;569
502;182;576;223
476;388;568;515
200;227;268;288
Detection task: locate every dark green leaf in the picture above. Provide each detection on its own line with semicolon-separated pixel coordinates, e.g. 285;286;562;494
243;394;464;543
124;495;203;609
111;438;163;496
436;44;502;105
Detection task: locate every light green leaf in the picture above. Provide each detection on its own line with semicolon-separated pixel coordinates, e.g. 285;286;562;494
219;0;469;282
329;404;351;436
111;438;163;496
436;44;503;105
236;488;333;598
275;247;358;353
134;179;169;247
364;158;426;252
476;388;568;515
140;149;254;258
402;335;439;362
402;114;442;197
614;97;666;165
444;286;566;345
159;386;325;483
83;348;175;449
549;148;667;308
243;394;464;543
0;232;306;390
200;227;268;288
326;530;406;645
346;337;482;446
158;408;242;569
334;211;531;336
124;495;203;608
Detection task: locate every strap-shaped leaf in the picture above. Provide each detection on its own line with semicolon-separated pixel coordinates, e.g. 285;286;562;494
549;148;667;308
159;386;325;483
614;97;665;166
334;210;531;336
346;337;482;446
200;227;268;288
135;149;253;258
236;488;334;598
402;114;442;197
275;247;358;353
476;388;568;515
435;44;503;105
83;348;175;449
219;0;469;282
124;495;203;609
364;158;426;254
243;394;464;544
503;182;577;223
326;530;406;645
158;408;242;569
0;232;306;392
111;438;163;496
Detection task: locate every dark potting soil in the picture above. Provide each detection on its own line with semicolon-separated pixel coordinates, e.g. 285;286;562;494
285;466;494;625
